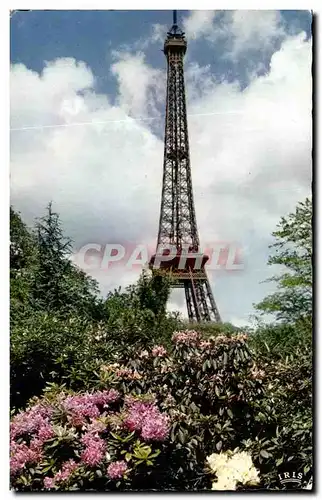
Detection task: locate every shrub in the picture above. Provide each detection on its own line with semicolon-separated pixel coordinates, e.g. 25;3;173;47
11;330;312;491
87;330;312;490
10;313;119;410
10;389;171;491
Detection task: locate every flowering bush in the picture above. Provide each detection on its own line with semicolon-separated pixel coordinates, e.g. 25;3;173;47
11;329;312;491
10;389;170;491
93;329;312;490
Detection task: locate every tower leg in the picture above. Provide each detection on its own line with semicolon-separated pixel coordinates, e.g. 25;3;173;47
184;283;194;322
183;276;221;323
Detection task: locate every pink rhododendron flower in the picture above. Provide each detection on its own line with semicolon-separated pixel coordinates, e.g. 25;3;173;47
152;345;167;357
43;477;56;490
62;394;100;421
123;401;153;431
10;405;55;476
80;433;106;466
91;389;120;406
43;460;78;490
10;404;54;440
62;390;120;426
55;459;78;482
141;412;170;441
10;440;40;476
107;460;128;479
172;330;201;346
115;367;142;380
87;418;106;435
38;423;55;442
124;401;170;441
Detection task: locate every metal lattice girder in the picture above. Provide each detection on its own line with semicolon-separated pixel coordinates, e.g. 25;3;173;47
152;13;221;323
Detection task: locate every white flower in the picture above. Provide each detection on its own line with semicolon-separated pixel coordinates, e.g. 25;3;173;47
207;452;228;472
212;477;237;491
206;450;260;490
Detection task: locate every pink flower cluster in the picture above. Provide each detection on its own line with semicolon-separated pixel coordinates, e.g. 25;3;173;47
172;330;201;346
10;440;42;476
86;418;107;434
171;330;248;349
11;389;172;488
91;389;120;406
43;459;78;490
115;367;142;380
107;460;128;480
10;404;55;476
211;333;248;345
151;345;167;357
124;400;170;441
10;404;54;440
80;432;107;466
62;389;120;426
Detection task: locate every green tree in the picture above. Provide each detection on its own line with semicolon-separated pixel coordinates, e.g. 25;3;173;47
10;207;37;272
255;197;312;325
33;202;99;316
136;270;171;318
10;207;38;321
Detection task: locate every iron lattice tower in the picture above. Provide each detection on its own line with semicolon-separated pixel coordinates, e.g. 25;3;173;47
150;11;221;323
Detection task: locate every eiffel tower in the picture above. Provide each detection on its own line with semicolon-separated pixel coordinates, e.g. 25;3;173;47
149;11;221;323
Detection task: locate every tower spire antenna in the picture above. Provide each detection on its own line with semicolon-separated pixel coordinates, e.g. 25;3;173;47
168;9;184;37
173;9;177;27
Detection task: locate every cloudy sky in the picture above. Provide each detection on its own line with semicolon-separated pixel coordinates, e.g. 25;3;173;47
10;10;312;325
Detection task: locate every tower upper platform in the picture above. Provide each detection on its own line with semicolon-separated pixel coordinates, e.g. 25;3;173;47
164;10;187;56
164;35;187;56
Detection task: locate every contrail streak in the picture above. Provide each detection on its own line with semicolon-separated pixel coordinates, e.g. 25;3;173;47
10;110;244;132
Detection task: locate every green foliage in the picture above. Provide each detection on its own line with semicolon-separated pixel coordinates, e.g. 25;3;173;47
11;312;92;409
33;203;100;316
10;204;102;321
255;197;312;324
101;270;179;347
248;320;311;359
10;207;38;320
11;331;312;490
242;343;312;489
10;205;182;408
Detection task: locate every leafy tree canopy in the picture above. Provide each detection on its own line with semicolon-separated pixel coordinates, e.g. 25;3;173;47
255;197;312;325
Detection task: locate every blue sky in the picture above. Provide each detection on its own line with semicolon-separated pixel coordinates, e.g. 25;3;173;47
11;10;311;95
10;10;312;325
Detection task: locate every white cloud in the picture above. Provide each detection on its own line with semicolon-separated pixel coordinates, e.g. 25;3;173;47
183;10;288;61
183;10;218;40
10;29;312;325
110;51;164;117
226;10;286;59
